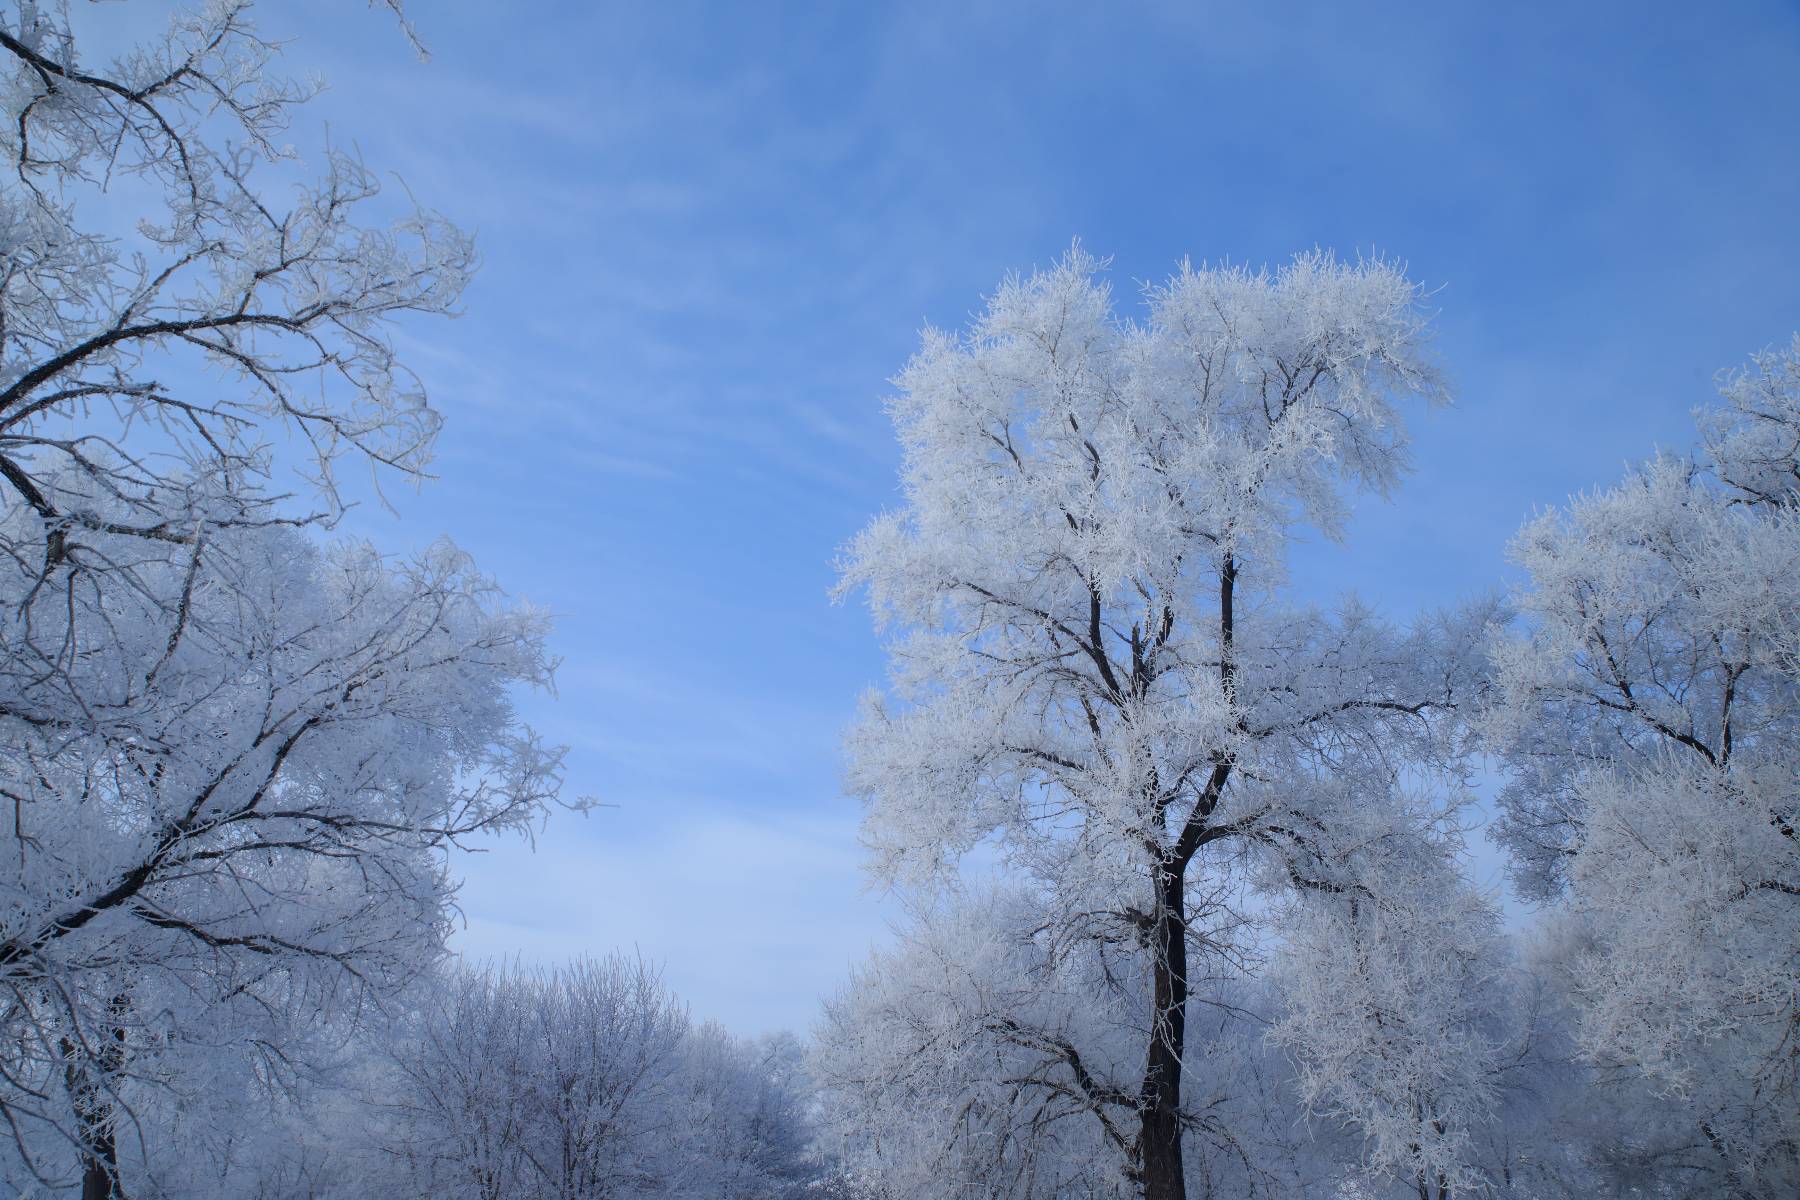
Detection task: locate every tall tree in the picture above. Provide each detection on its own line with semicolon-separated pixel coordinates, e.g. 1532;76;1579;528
837;247;1484;1199
0;4;565;1193
1486;336;1800;1199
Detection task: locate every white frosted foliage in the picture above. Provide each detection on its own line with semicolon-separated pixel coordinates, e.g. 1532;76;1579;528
836;246;1495;1198
1487;337;1800;1197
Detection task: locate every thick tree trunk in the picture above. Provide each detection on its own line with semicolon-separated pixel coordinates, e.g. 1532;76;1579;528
1139;863;1189;1200
69;1067;121;1200
80;1140;119;1200
67;997;127;1200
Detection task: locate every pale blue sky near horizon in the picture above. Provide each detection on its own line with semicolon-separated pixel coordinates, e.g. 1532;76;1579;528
188;0;1800;1034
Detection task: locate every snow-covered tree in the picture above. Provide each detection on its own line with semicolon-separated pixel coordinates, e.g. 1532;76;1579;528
673;1025;819;1200
0;5;569;1194
1490;916;1750;1200
1486;336;1800;1199
836;247;1490;1199
385;957;820;1200
126;1011;405;1200
388;956;688;1200
0;505;563;1196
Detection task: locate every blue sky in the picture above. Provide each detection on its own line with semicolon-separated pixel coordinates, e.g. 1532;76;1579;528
235;0;1800;1034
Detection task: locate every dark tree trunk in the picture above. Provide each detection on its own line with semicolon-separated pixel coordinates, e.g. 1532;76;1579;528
1139;861;1189;1200
1135;557;1239;1200
66;996;127;1200
68;1061;121;1200
80;1140;119;1200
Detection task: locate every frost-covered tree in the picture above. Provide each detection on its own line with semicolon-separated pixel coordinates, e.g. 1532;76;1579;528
836;247;1490;1199
388;956;689;1200
0;506;562;1197
1490;916;1750;1200
385;958;819;1200
1487;336;1800;1199
0;5;567;1195
673;1026;819;1200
